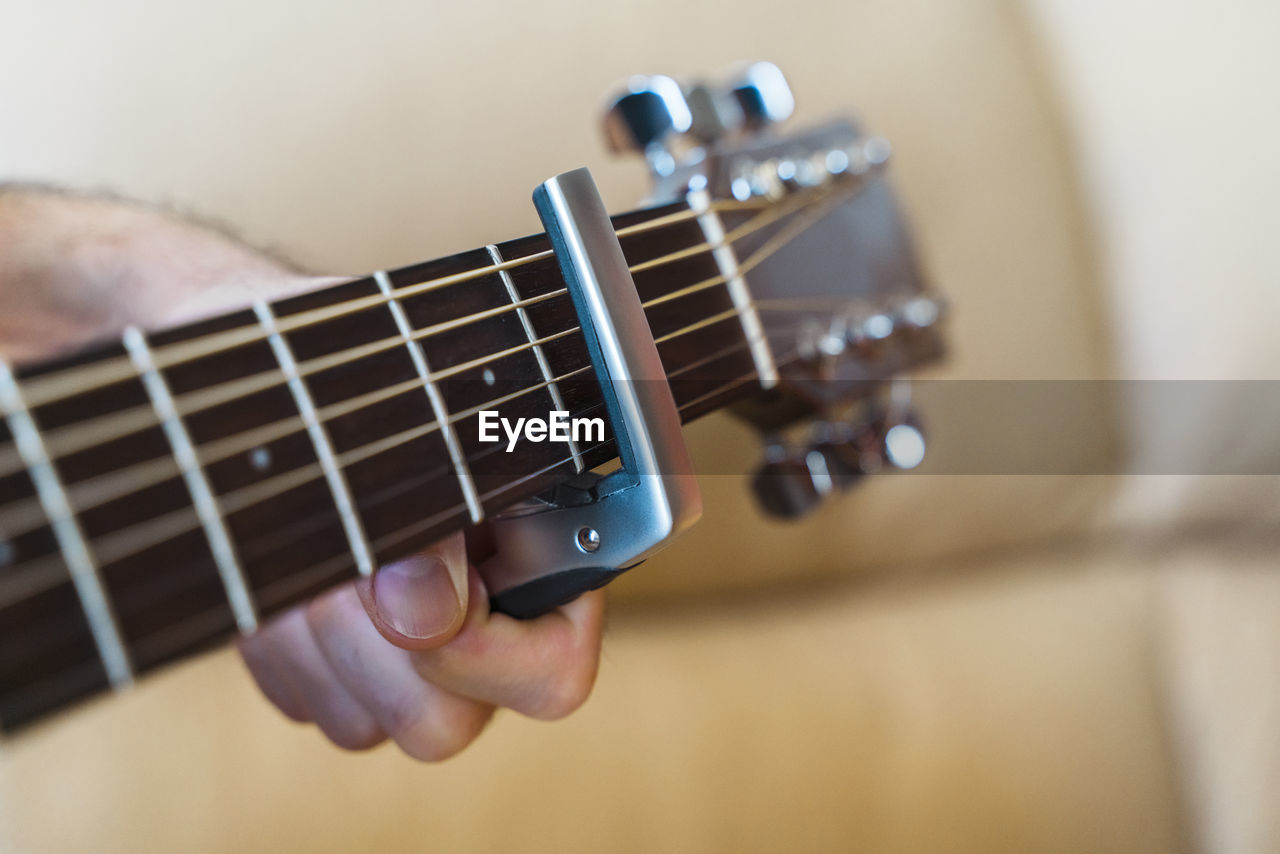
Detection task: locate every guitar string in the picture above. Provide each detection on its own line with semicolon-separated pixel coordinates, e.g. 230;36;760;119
0;201;860;624
0;291;827;543
0;186;862;580
4;315;800;571
12;196;781;410
0;329;798;615
0;327;802;609
132;430;629;665
0;373;601;611
10;337;788;679
3;428;624;686
0;345;801;632
0;182;845;477
178;351;781;636
33;298;820;532
17;348;802;689
13;172;860;417
0;181;863;608
1;180;891;706
0;323;590;537
219;335;800;616
0;179;861;504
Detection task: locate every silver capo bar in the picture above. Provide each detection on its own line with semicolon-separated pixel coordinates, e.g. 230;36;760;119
484;168;702;619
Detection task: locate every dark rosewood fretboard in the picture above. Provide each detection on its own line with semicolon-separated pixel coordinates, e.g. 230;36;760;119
0;196;799;731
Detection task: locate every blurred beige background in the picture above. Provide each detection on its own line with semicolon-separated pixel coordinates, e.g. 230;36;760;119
1;0;1278;852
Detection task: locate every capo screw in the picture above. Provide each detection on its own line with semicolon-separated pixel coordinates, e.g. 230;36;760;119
576;527;602;554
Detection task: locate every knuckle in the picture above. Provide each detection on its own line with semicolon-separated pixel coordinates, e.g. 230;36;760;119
317;715;385;752
400;729;469;763
277;705;312;725
236;636;310;723
397;706;491;763
303;589;349;638
382;691;432;740
528;663;597;721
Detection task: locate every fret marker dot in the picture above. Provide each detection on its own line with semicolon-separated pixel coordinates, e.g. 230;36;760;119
0;539;12;568
250;447;272;472
483;368;496;387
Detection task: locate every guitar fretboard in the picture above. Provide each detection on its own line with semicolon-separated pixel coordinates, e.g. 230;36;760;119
0;193;805;731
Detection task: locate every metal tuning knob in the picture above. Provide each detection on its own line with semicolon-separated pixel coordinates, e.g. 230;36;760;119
750;403;927;520
840;401;928;473
751;429;867;520
727;61;795;130
751;444;829;520
809;420;878;484
684;82;744;145
881;414;927;471
603;74;693;176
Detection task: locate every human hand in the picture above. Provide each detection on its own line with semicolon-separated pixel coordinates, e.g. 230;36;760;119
0;185;606;759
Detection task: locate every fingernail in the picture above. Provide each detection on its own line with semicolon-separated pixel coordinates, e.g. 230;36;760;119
372;556;461;640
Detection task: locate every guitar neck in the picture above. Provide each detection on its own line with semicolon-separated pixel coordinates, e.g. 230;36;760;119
0;195;786;731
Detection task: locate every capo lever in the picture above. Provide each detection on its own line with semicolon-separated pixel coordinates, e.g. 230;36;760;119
483;168;702;619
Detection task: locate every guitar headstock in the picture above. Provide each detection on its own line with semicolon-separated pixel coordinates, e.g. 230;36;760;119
604;63;946;518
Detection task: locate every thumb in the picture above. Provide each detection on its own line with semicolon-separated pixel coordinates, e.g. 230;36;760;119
357;531;471;650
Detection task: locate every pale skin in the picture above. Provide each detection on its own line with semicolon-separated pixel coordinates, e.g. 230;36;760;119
0;186;606;759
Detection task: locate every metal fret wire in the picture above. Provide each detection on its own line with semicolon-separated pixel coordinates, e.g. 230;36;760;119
122;327;259;632
689;188;779;389
0;363;134;687
254;300;376;577
488;243;585;473
0;185;856;549
373;270;484;524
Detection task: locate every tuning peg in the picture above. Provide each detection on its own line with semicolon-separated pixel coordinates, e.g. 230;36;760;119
881;415;927;471
603;74;693;173
752;432;868;519
752;454;824;520
727;61;795;130
751;441;831;519
750;408;925;519
844;406;928;472
684;82;744;145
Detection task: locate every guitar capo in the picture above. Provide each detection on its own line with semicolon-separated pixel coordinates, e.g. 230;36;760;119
482;168;703;620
